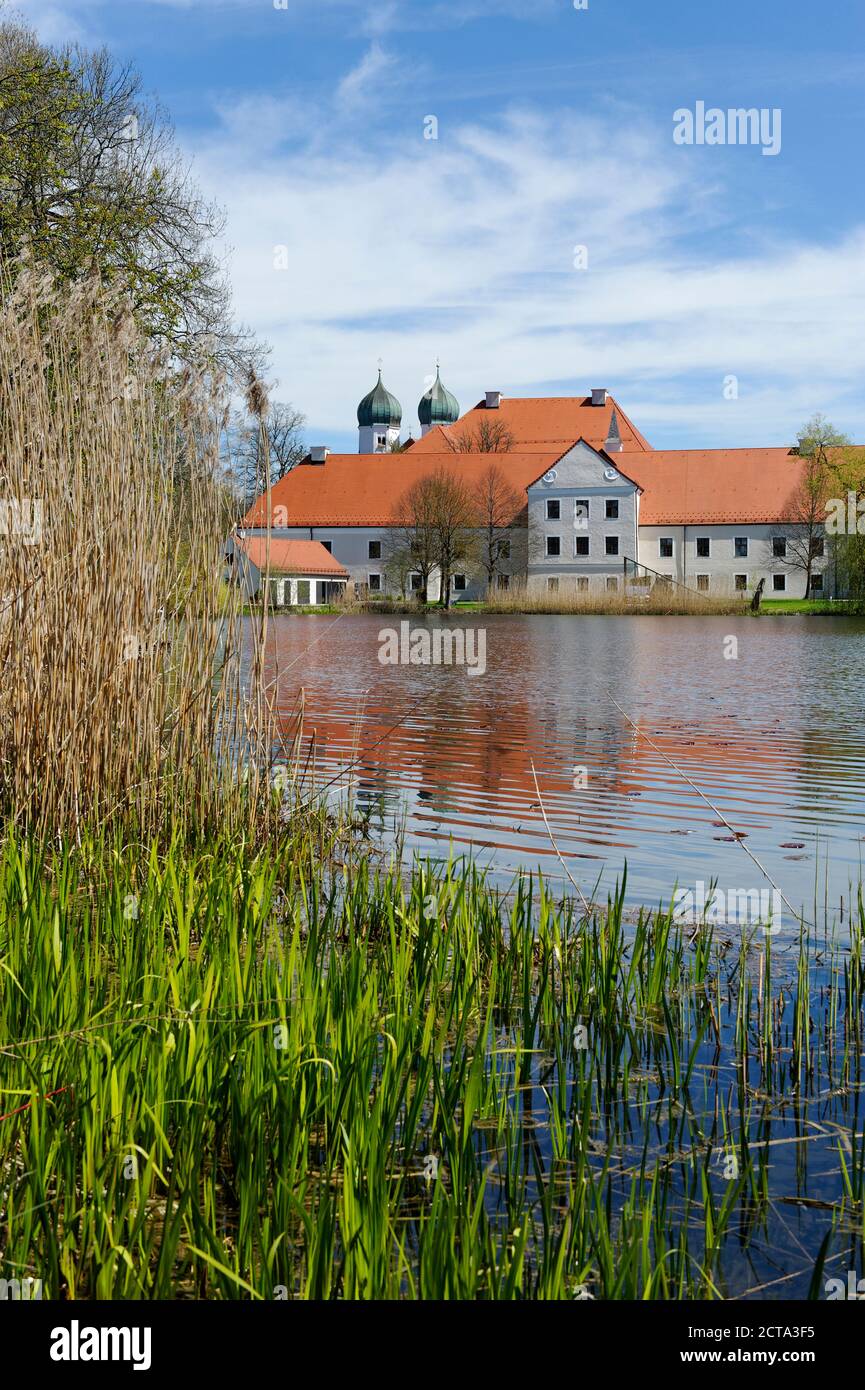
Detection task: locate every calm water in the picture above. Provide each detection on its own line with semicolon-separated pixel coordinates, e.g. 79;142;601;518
254;612;865;1298
258;613;865;931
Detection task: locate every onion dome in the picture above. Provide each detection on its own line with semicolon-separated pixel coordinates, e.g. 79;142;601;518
418;364;460;429
357;368;402;428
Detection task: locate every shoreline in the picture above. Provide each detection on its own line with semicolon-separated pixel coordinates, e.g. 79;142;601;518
241;598;865;618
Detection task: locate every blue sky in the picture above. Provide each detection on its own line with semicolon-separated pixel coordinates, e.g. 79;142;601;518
14;0;865;451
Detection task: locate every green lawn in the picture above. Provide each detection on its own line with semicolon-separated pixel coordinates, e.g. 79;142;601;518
759;599;862;614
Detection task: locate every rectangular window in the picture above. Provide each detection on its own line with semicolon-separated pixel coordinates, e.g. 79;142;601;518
696;574;709;591
605;499;619;520
605;536;619;556
500;540;511;559
574;499;589;529
772;573;786;592
734;537;749;558
575;536;589;557
696;537;710;558
497;573;510;591
813;538;825;558
368;540;381;559
810;573;824;591
659;537;673;559
546;498;561;521
295;579;310;604
546;536;561;558
410;573;423;591
368;573;382;592
772;537;786;559
453;573;466;591
735;574;747;591
375;434;387;450
606;576;618;592
320;540;333;553
576;576;589;591
547;577;559;592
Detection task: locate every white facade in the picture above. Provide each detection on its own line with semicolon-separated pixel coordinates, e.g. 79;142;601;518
239;441;829;603
636;523;827;598
526;440;639;593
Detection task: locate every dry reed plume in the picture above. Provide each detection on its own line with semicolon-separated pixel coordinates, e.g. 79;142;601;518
0;259;278;838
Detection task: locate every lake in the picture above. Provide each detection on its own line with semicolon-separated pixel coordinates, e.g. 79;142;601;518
259;612;865;933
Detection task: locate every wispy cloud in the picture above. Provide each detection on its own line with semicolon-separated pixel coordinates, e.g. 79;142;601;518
336;42;398;107
188;85;865;445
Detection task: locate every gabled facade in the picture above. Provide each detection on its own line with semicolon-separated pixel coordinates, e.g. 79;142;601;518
238;381;841;601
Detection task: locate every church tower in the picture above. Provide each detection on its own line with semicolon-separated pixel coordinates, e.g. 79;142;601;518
357;364;402;453
418;362;460;436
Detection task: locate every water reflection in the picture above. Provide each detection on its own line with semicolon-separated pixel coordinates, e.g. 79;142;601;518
255;613;865;927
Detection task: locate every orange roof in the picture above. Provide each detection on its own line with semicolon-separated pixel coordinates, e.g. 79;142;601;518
235;537;348;576
242;451;564;528
410;394;652;454
620;449;809;524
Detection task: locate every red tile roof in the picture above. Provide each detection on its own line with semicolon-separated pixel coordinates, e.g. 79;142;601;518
620;449;809;524
243;451;563;529
410;393;652;454
235;537;349;576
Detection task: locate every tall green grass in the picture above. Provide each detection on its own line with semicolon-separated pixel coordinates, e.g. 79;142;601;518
1;828;861;1299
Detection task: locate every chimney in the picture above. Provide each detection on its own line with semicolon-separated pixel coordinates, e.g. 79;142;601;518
591;388;607;407
309;446;329;463
485;390;501;409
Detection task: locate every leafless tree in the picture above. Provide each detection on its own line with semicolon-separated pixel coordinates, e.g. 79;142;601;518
228;402;306;507
382;538;415;599
391;466;478;608
446;418;515;453
472;462;521;594
390;475;441;605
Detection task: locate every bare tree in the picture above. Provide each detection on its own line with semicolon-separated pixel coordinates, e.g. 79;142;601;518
391;466;478;608
382;538;415;599
390;475;441;605
228;401;306;507
473;462;522;595
446;418;515;453
428;468;478;609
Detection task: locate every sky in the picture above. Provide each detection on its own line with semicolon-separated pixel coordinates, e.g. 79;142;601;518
11;0;865;452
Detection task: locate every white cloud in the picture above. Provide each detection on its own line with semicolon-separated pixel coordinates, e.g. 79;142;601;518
189;91;865;444
12;0;91;43
336;42;398;107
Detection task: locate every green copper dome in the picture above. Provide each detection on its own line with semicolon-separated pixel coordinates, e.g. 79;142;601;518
418;366;459;428
358;369;402;428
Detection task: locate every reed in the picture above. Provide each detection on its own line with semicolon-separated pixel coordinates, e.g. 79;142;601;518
0;260;281;840
479;586;749;616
